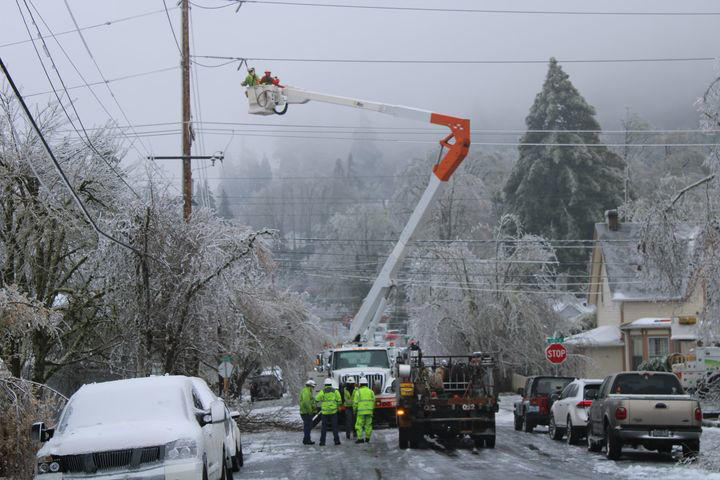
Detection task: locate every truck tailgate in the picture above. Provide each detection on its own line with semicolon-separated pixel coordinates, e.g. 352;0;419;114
620;395;698;427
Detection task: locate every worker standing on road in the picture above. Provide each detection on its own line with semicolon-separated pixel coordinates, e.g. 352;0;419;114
241;67;259;87
315;378;342;446
343;378;357;440
353;377;375;443
299;379;317;445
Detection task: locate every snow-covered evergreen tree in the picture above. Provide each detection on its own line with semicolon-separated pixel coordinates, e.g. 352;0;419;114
504;58;625;271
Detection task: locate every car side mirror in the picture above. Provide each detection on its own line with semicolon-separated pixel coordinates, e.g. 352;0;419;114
31;422;54;443
210;400;225;424
517;388;524;396
550;393;559;402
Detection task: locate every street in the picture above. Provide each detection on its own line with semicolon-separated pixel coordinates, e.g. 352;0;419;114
239;396;720;480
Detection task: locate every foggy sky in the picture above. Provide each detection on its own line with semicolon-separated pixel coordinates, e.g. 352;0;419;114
2;0;719;183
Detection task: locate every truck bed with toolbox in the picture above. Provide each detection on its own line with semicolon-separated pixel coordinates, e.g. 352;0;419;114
395;344;498;449
586;371;702;459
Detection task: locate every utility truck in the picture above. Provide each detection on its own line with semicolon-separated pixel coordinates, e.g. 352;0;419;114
395;343;498;449
244;80;470;425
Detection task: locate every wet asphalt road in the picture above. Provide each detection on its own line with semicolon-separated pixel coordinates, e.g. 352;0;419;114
237;395;720;480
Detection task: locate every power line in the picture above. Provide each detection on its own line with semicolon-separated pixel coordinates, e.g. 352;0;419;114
162;0;183;55
24;66;179;98
231;0;720;16
0;55;144;256
17;0;141;198
193;54;718;66
0;6;180;49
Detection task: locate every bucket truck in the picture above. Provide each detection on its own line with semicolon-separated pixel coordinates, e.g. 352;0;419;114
245;83;470;425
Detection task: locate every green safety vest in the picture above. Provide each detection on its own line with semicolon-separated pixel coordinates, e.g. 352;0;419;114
315;388;342;415
299;386;315;415
344;387;355;407
353;386;375;415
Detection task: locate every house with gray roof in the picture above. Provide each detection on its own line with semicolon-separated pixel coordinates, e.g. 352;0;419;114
568;210;703;378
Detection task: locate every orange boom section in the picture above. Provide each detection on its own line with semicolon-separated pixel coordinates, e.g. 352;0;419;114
430;113;471;181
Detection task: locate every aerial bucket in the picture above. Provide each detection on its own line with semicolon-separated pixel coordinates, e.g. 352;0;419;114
246;85;285;115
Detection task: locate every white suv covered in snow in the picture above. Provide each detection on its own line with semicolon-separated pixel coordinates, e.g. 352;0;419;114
548;378;602;444
32;375;239;479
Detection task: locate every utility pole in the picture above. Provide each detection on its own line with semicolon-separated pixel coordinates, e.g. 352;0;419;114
181;0;192;221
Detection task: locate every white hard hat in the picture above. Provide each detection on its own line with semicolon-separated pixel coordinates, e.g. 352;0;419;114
346;377;356;384
306;379;316;387
324;378;333;386
359;377;368;385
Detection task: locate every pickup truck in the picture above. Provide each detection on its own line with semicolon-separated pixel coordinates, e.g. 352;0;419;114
586;371;702;460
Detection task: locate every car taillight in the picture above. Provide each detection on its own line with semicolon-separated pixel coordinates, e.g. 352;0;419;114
576;401;593;408
615;406;627;420
695;407;702;421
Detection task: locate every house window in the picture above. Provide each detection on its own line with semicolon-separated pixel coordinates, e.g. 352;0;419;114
648;336;669;361
631;336;643;370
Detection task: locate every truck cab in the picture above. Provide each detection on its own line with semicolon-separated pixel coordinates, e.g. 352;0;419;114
328;345;397;423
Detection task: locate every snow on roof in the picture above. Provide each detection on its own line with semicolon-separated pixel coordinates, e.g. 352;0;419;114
594;222;698;302
621;317;672;330
566;325;624;347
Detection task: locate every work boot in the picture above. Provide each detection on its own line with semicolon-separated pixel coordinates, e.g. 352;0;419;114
303;440;315;445
365;439;370;443
334;440;341;445
319;442;325;446
355;439;364;444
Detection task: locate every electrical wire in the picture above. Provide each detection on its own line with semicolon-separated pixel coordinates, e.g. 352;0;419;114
17;0;141;198
228;0;720;16
192;54;719;66
0;55;145;257
0;6;180;49
162;0;183;55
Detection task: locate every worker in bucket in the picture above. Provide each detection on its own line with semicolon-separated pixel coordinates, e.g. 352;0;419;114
299;379;318;445
315;378;342;446
241;67;259;87
342;378;357;440
353;377;375;443
259;70;274;85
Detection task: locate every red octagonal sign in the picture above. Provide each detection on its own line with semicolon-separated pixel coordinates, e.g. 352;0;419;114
545;343;568;365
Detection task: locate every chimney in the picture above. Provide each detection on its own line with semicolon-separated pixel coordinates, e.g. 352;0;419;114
605;209;620;231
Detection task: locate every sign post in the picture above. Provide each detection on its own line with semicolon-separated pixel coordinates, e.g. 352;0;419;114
218;357;234;398
545;343;568;365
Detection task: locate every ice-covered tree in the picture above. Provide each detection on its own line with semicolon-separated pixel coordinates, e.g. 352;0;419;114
504;58;625;272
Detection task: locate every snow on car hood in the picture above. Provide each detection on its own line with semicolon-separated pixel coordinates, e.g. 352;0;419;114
38;419;198;456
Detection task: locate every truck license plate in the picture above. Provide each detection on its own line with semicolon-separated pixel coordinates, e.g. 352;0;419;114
651;429;670;437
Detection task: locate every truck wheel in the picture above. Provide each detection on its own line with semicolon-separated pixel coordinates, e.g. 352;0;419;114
399;427;409;449
548;415;563;440
485;436;496;448
522;414;534;433
409;431;421;449
604;425;622;460
472;435;484;448
682;440;700;459
513;414;522;431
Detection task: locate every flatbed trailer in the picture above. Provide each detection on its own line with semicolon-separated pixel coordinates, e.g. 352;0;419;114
395;345;498;449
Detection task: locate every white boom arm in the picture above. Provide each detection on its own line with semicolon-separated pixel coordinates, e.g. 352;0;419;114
245;84;470;342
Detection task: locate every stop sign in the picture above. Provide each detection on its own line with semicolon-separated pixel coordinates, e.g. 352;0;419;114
545;343;568;365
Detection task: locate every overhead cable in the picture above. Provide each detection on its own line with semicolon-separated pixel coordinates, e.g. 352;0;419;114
228;0;720;16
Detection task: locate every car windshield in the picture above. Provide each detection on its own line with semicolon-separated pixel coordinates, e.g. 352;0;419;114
252;375;276;384
534;377;573;395
334;350;389;369
57;383;187;433
583;384;600;400
611;373;683;395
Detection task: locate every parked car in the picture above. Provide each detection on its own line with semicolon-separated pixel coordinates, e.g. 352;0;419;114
586;371;702;459
190;378;243;471
548;378;602;444
32;376;238;479
249;370;284;402
514;376;574;433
